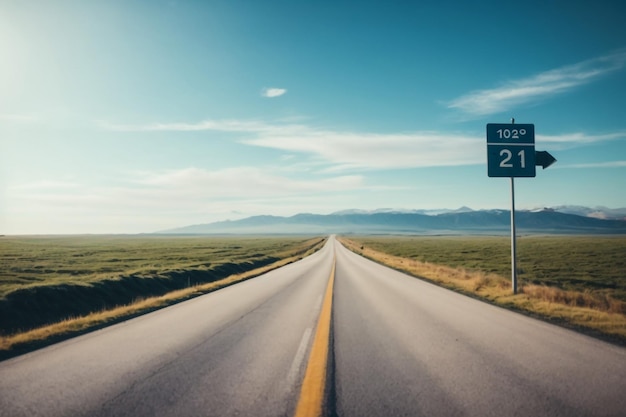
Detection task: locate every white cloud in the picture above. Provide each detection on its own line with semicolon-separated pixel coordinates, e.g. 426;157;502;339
447;50;626;116
244;129;483;170
101;119;273;132
559;161;626;169
536;131;626;150
0;113;38;122
132;166;363;196
8;180;79;190
261;87;287;98
538;131;626;144
3;167;365;233
104;118;626;171
104;119;484;169
9;167;364;204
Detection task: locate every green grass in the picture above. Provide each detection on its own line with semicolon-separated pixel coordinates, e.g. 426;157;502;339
1;235;314;294
346;235;626;302
0;235;324;336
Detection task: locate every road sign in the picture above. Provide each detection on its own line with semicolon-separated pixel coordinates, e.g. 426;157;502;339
487;123;535;177
486;120;556;295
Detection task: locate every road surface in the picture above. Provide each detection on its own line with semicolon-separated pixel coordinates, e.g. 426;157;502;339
1;236;625;416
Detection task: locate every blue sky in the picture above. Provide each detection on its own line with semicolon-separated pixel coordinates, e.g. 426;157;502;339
1;0;625;234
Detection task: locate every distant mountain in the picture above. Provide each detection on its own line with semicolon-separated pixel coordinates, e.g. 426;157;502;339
158;208;626;235
448;206;475;214
330;208;460;216
546;205;626;220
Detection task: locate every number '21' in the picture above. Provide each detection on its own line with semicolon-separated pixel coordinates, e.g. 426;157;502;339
499;149;526;168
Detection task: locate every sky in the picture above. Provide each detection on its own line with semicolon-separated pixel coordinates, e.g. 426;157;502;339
1;0;625;234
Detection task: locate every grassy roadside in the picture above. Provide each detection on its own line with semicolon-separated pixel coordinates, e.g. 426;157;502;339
338;236;626;345
0;237;326;359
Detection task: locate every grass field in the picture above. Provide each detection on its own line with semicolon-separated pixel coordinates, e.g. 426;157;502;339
339;235;626;343
1;235;318;295
0;235;325;338
342;235;626;301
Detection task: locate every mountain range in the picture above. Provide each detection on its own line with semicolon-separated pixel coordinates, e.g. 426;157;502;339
158;206;626;235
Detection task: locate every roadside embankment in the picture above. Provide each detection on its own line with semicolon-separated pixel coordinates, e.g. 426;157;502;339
0;258;280;334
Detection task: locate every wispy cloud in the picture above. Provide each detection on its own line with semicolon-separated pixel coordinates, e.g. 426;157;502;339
103;119;483;168
101;119;273;132
261;87;287;98
132;166;363;196
5;167;365;233
10;167;363;202
105;118;626;171
447;50;626;116
244;129;483;170
537;131;626;149
559;161;626;169
0;113;38;122
8;180;79;190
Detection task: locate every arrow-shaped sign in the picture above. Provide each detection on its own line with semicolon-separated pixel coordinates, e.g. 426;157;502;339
535;151;556;169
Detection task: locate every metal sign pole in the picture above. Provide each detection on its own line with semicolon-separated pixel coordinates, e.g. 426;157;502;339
510;176;517;294
510;117;518;294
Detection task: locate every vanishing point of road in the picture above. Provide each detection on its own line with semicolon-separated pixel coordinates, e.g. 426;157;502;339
1;236;624;416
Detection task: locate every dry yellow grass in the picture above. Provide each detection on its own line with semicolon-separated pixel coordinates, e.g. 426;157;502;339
520;284;626;314
339;237;626;343
339;237;509;296
0;239;325;355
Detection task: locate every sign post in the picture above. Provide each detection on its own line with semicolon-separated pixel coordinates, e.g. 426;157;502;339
487;119;555;294
510;175;517;294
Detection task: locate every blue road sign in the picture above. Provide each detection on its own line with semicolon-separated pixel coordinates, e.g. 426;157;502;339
487;123;536;177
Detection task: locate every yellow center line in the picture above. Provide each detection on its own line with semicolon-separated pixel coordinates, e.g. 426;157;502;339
293;255;336;417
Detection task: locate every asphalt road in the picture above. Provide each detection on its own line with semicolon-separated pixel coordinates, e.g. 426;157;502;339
1;236;625;417
0;239;335;417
